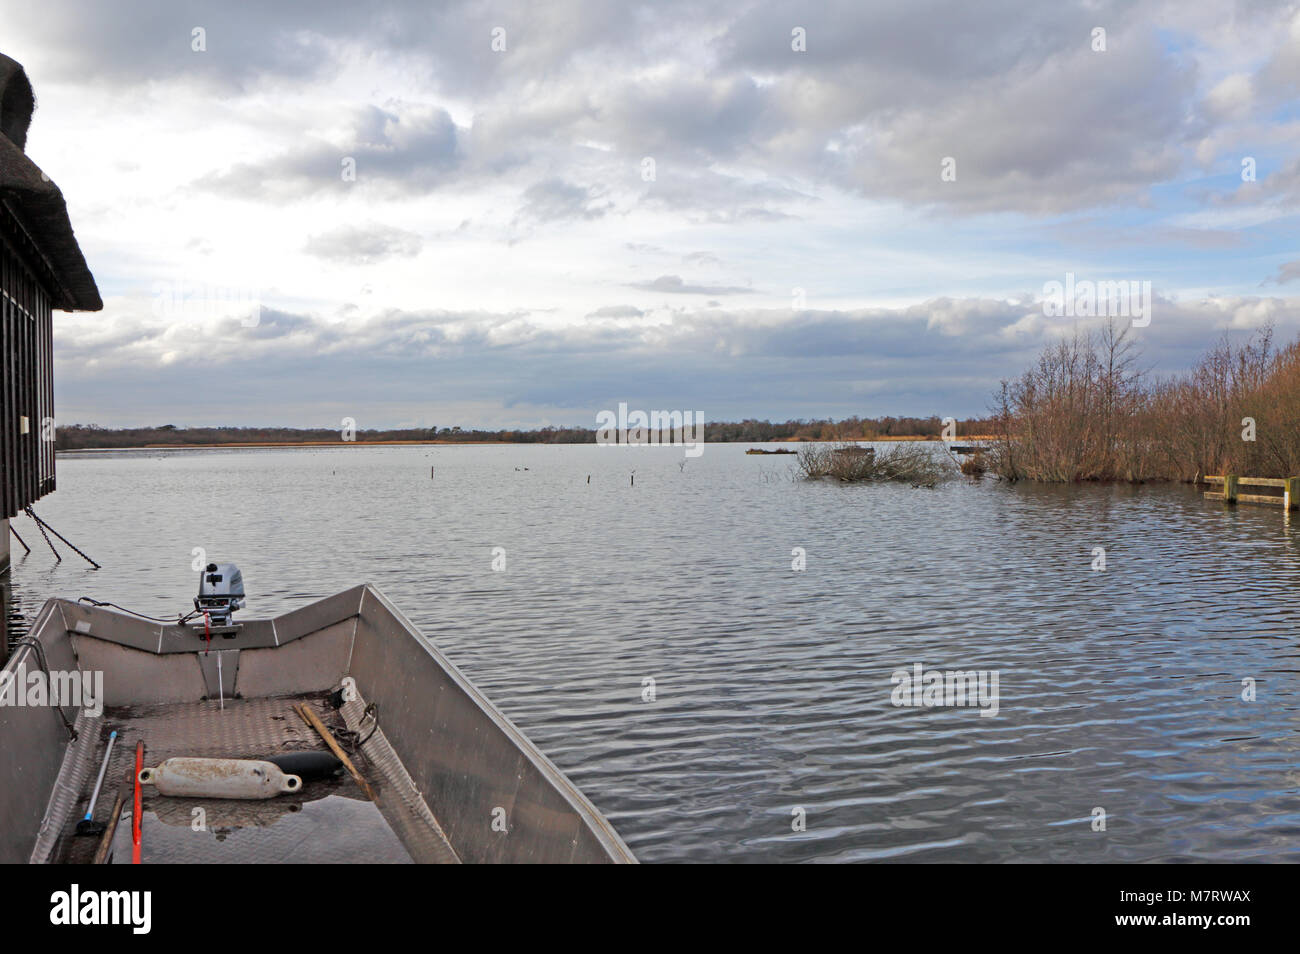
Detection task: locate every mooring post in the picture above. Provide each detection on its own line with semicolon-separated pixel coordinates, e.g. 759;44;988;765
1223;474;1238;504
1285;476;1300;511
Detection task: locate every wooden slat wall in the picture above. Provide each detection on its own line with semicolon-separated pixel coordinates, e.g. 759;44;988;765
0;224;54;520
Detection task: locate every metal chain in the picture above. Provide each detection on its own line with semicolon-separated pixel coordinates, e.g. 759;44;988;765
24;506;100;569
23;506;60;562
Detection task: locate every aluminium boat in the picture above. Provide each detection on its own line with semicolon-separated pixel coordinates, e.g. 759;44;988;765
0;574;636;864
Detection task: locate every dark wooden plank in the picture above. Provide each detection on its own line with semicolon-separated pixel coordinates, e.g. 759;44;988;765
0;220;59;518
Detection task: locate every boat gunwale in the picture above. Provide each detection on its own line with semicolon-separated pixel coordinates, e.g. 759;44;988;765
356;584;637;863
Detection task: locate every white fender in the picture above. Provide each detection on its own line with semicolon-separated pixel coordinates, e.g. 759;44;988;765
138;757;302;799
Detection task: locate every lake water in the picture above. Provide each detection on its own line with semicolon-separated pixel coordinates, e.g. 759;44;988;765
6;443;1300;862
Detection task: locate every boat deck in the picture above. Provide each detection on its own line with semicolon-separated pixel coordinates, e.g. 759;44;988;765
41;692;460;864
3;588;636;864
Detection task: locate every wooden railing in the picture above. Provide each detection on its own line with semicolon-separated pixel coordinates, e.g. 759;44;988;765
1204;475;1300;510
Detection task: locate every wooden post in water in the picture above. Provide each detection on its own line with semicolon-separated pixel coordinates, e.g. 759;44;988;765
1223;474;1238;504
1286;476;1300;511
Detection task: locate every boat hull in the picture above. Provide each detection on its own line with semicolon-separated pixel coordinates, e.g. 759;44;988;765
0;584;635;864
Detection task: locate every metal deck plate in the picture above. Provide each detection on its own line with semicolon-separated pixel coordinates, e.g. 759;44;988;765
110;792;413;864
51;693;457;864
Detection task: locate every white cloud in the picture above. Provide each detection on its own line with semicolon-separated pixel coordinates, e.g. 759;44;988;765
0;0;1296;425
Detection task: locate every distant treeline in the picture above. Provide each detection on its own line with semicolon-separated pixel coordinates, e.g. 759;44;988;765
988;322;1300;482
54;416;993;450
707;416;989;442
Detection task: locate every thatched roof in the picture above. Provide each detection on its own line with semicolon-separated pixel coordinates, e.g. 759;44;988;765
0;53;101;312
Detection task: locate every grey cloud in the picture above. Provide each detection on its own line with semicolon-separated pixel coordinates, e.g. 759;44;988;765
16;2;344;88
19;0;1230;219
16;1;705;96
1212;157;1300;211
515;178;612;223
649;1;1202;215
58;294;1300;428
598;73;770;162
586;305;644;318
224;308;317;339
824;33;1199;214
1254;9;1300;104
20;0;1273;218
1266;260;1300;285
196;105;464;199
304;224;423;265
628;275;754;295
639;168;808;222
720;0;1116;86
682;251;721;266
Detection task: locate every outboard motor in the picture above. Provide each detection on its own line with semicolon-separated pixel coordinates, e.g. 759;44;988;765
194;562;245;627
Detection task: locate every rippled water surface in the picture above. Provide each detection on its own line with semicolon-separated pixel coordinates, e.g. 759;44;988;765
7;443;1300;862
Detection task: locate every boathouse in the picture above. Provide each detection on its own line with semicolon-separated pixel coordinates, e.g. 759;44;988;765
0;52;100;577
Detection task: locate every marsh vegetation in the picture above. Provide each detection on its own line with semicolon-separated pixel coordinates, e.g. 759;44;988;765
987;321;1299;483
797;442;953;486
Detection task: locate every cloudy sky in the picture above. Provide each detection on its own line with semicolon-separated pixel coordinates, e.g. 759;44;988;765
7;0;1300;428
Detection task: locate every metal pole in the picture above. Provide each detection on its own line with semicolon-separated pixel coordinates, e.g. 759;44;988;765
76;730;117;835
84;731;117;820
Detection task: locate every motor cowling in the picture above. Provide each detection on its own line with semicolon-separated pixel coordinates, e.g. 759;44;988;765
194;562;245;627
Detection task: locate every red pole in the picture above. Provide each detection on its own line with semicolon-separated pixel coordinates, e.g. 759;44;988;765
132;740;143;864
